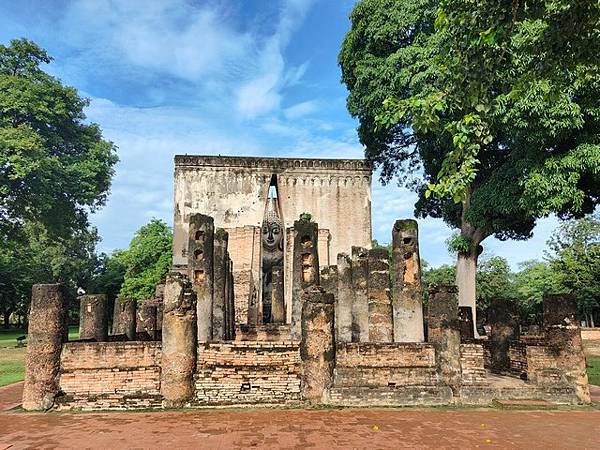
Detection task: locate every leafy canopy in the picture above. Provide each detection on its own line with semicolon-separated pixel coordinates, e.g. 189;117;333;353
117;219;173;301
0;39;118;237
340;0;600;246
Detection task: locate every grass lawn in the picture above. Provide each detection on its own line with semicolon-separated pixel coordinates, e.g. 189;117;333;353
587;356;600;386
0;327;79;387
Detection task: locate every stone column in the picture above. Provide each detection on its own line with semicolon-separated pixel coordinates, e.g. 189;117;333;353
489;297;520;374
188;213;214;342
111;297;136;341
300;286;335;404
428;285;461;391
212;229;228;341
367;248;393;342
23;284;67;411
224;255;231;339
351;246;369;342
161;273;197;408
336;253;353;343
155;283;165;336
543;293;590;403
228;258;235;339
271;265;286;324
391;219;424;342
291;216;320;340
136;302;157;340
79;294;108;341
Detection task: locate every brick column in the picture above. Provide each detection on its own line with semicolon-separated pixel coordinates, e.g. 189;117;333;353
161;273;197;408
428;285;462;391
291;216;320;340
188;213;214;342
79;294;108;341
336;253;353;343
543;293;590;403
271;265;286;324
136;301;157;340
489;298;519;374
351;246;369;342
212;229;228;341
367;248;393;342
391;219;424;342
111;297;136;341
23;284;67;411
300;286;335;404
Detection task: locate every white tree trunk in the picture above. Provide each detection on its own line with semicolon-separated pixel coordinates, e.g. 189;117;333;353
456;251;478;338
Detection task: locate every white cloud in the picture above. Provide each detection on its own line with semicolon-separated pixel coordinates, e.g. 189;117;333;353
284;100;319;119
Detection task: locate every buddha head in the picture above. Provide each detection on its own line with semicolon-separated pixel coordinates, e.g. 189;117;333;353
262;197;283;253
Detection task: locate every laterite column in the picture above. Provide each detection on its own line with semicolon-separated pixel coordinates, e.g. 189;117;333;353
212;229;228;340
111;297;136;341
367;248;393;342
336;253;353;343
79;294;108;341
351;246;369;342
23;284;67;410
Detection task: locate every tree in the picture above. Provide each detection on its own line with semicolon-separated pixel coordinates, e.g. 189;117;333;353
512;260;561;325
475;256;512;317
340;0;600;332
546;214;600;327
117;219;173;302
0;39;118;238
0;223;101;327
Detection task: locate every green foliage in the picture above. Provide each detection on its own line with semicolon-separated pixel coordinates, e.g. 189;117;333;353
445;233;471;255
340;0;600;244
588;357;600;386
546;214;600;321
512;260;562;324
475;256;512;313
117;219;173;302
0;39;118;238
299;212;313;223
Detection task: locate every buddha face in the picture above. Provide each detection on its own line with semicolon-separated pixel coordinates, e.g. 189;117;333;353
262;221;283;252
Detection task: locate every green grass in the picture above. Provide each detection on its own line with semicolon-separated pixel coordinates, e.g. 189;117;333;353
588;357;600;386
0;326;79;387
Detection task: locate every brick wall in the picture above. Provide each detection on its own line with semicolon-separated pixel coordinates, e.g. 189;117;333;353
235;324;292;342
508;341;528;376
57;341;162;410
581;328;600;341
334;343;438;387
194;342;301;405
459;344;486;385
526;345;565;385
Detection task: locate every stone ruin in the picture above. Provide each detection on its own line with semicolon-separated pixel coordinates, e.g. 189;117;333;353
22;155;590;410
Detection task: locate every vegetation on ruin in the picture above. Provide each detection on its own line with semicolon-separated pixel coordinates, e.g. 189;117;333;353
340;0;600;313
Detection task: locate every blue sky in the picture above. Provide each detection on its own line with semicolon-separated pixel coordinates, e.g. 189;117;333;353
0;0;559;268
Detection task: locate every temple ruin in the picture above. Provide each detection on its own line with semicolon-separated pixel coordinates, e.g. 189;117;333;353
22;155;590;411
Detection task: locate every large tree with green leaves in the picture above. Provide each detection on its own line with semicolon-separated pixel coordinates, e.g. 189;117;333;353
340;0;600;332
0;39;118;238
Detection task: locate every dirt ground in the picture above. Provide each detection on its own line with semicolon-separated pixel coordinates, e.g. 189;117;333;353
1;383;599;450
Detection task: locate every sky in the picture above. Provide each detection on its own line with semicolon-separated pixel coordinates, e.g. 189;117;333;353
0;0;560;269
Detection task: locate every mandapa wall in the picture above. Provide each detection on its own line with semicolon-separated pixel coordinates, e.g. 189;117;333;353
172;155;372;268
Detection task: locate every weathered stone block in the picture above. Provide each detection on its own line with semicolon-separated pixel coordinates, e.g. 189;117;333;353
136;302;157;340
111;297;136;341
300;286;334;404
336;253;353;343
367;248;393;343
391;219;424;342
79;294;108;342
489;298;520;374
212;229;228;340
351;246;369;343
188;213;214;342
271;265;285;324
23;284;67;411
161;273;197;408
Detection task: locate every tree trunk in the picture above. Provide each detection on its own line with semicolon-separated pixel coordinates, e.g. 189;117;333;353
455;191;486;338
591;313;595;328
456;250;479;337
3;311;11;329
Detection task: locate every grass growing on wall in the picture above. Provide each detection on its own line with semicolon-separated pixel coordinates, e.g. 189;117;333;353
0;327;79;387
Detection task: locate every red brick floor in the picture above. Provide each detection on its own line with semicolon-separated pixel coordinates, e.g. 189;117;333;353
1;383;599;450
